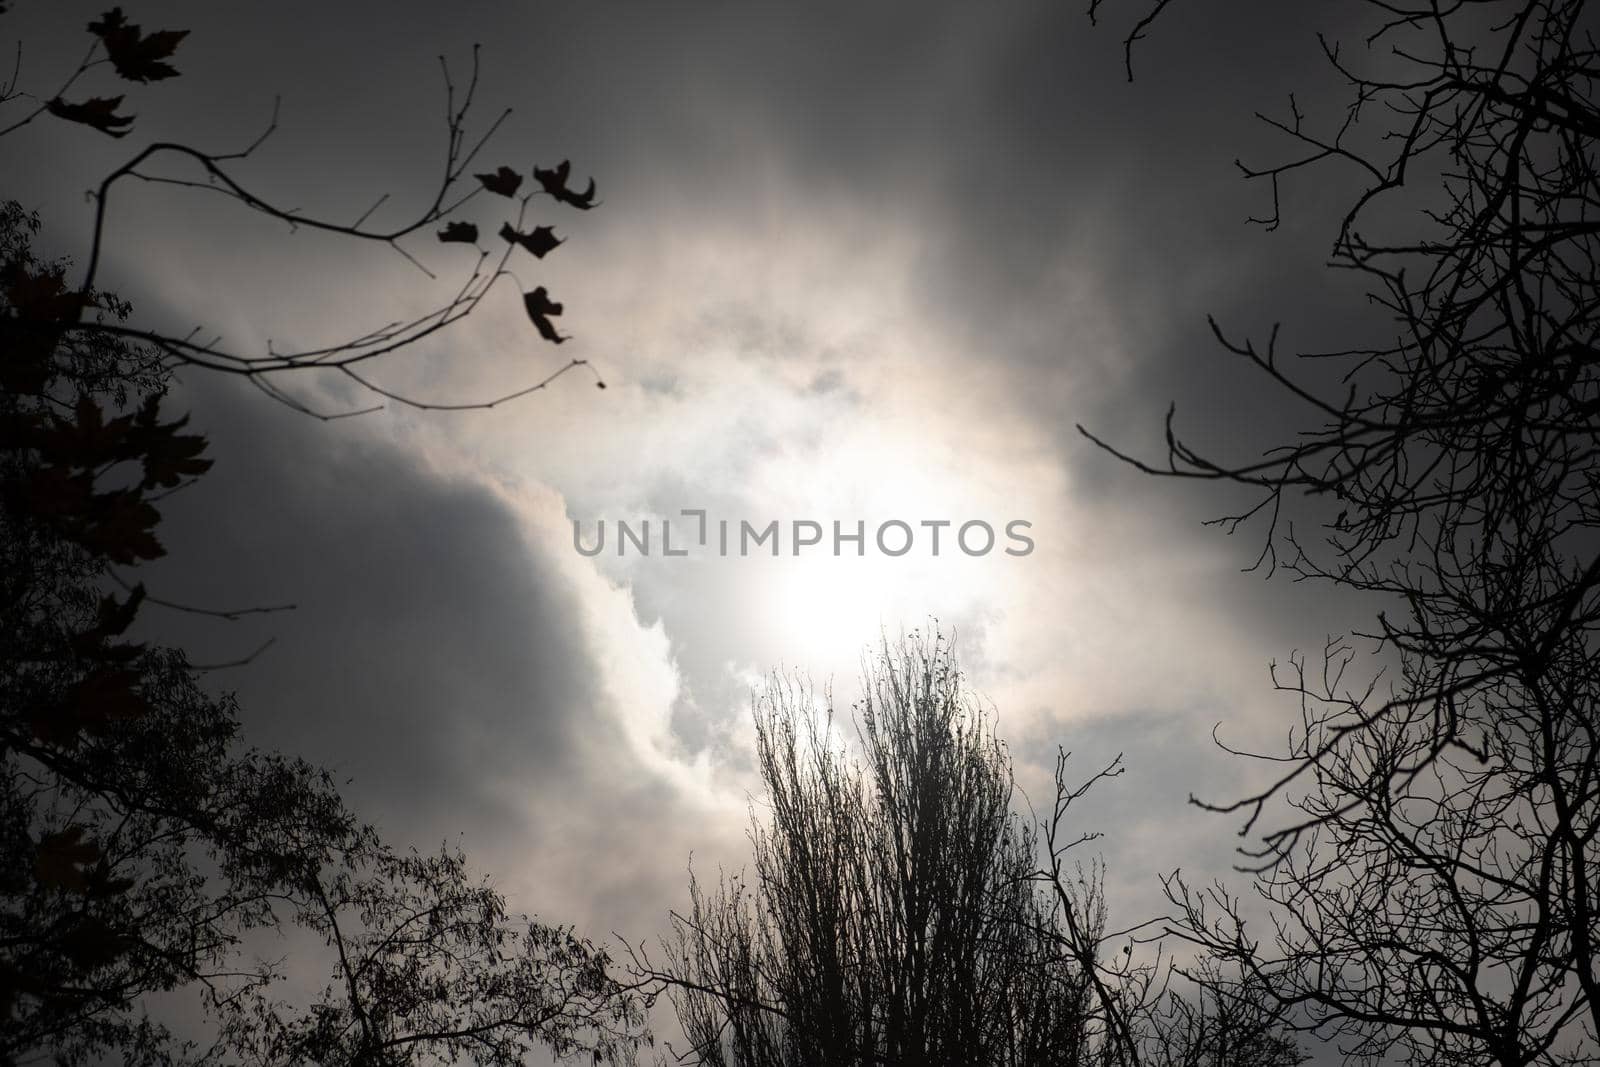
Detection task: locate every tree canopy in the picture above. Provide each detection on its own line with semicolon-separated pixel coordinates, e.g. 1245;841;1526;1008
1;7;643;1063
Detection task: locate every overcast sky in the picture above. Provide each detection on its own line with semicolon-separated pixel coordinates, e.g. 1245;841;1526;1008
5;1;1396;1055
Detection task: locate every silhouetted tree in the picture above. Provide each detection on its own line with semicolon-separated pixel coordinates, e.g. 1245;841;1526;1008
1034;751;1305;1067
1088;2;1600;1063
1;7;642;1063
1132;961;1304;1067
639;632;1300;1067
651;633;1096;1067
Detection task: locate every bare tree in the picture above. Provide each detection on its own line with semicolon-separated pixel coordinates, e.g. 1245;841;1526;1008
642;633;1098;1067
1129;959;1305;1067
1034;751;1306;1067
1085;2;1600;1063
637;631;1301;1067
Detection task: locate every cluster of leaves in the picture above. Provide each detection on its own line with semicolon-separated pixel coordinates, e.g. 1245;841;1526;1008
0;4;641;1062
3;6;608;418
466;157;599;347
0;194;649;1063
38;8;187;137
1;199;226;1055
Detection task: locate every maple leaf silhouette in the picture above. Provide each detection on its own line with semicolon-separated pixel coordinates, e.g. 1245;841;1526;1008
533;160;597;210
474;165;522;197
80;490;165;564
499;222;563;259
3;261;89;320
44;395;129;468
46;95;135;137
24;466;93;521
35;827;101;892
437;220;479;244
58;915;129;969
87;8;188;82
131;397;212;489
523;287;567;344
30;667;151;745
88;585;145;641
71;585;146;664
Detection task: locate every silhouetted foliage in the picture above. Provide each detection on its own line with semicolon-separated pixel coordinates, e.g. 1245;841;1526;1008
0;196;647;1067
1;7;644;1063
1089;2;1600;1063
0;4;607;417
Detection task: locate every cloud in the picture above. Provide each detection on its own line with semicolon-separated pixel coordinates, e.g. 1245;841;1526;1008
4;4;1415;1039
128;373;751;935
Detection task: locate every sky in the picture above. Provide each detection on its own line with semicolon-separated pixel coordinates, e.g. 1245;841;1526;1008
5;0;1396;1054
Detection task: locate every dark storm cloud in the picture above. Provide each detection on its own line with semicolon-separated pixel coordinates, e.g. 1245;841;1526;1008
116;369;733;935
6;0;1387;450
134;374;611;850
1;0;1412;987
